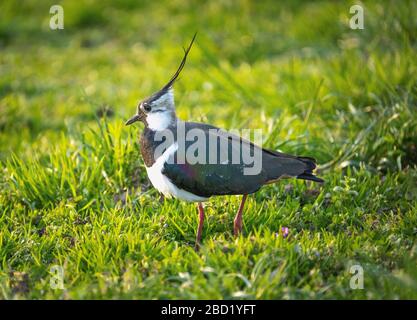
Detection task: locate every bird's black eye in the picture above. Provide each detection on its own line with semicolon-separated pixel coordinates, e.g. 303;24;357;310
143;103;152;112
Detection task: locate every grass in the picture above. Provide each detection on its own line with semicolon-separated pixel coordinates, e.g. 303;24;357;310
1;0;417;299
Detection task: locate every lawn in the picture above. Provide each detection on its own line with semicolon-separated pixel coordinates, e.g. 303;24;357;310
1;0;417;299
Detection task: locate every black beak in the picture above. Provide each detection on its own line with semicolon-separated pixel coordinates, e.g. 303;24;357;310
125;114;141;126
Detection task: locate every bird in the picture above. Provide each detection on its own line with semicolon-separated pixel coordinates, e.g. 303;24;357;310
126;34;323;249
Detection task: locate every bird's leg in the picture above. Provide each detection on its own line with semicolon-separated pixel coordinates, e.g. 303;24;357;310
233;194;248;236
195;202;205;250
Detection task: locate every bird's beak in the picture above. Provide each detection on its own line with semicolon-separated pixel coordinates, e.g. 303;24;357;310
125;114;141;126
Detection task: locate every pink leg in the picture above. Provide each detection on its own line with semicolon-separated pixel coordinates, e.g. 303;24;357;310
195;202;205;249
234;195;247;236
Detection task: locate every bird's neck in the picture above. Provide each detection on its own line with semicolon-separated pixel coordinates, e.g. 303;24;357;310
141;115;179;167
146;110;177;131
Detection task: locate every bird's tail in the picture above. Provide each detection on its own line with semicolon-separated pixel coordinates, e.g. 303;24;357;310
296;156;324;183
262;148;324;184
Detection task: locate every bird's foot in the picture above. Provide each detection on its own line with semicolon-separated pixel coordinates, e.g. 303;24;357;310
233;218;243;237
233;195;247;237
195;202;205;251
194;241;201;252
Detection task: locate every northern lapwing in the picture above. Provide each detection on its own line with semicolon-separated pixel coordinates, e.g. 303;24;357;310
126;34;323;248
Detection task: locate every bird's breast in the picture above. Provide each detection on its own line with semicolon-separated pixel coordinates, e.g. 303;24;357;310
145;142;208;202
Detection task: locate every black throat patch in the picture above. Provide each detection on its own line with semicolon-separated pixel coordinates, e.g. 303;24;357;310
140;127;175;167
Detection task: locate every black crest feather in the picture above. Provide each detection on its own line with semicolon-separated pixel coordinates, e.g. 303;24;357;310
147;33;197;102
161;32;197;92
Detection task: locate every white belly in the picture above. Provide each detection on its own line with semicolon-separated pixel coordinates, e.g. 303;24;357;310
145;142;209;202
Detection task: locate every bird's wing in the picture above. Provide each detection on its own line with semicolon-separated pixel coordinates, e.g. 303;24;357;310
162;123;268;197
206;123;321;182
162;121;320;197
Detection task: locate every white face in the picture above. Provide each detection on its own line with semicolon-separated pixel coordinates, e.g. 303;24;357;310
142;89;176;131
146;110;175;131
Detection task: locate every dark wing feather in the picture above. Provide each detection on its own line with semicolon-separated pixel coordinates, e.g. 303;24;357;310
162;162;264;197
162;124;267;197
162;121;322;197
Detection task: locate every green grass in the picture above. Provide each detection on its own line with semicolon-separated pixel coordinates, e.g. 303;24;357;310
1;0;417;299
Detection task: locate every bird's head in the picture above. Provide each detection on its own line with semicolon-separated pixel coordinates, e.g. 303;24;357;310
125;33;196;131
